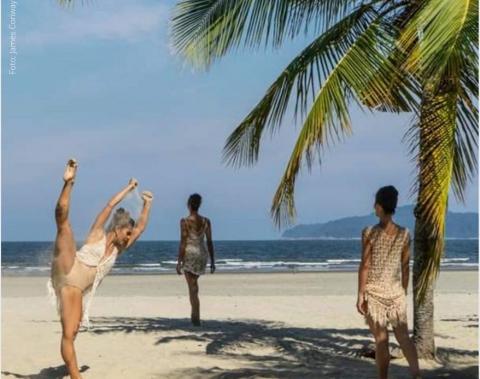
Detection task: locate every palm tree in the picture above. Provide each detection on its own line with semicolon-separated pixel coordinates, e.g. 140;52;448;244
171;0;478;359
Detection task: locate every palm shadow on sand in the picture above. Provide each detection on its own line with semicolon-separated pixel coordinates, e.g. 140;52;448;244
2;365;89;379
84;316;478;379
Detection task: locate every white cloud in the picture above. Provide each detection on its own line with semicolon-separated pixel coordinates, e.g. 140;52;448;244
22;2;168;46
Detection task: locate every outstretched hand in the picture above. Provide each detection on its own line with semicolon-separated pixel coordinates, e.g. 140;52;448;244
142;191;154;203
128;178;139;189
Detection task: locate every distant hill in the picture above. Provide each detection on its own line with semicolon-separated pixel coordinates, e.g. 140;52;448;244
282;205;478;239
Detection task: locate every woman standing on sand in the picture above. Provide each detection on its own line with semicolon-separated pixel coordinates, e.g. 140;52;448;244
357;185;421;379
176;193;215;326
48;159;153;379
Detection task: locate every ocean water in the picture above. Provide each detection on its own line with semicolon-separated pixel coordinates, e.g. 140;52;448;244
1;239;477;276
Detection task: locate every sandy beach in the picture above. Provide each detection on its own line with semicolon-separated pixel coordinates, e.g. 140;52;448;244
1;271;478;378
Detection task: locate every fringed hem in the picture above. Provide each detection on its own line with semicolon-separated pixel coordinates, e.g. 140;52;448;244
46;278;60;315
364;291;407;328
182;262;206;276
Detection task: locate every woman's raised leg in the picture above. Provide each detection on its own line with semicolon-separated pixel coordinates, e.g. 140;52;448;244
60;286;83;379
52;159;83;379
185;272;200;325
53;159;78;274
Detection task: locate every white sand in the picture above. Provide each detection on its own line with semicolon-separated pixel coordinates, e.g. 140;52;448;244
1;271;478;378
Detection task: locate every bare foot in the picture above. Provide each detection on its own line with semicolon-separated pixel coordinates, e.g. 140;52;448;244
63;159;78;183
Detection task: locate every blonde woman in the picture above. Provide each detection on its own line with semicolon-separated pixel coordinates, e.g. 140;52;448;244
49;159;153;379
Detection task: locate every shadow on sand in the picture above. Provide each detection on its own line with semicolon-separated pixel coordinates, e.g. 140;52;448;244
79;316;479;379
2;365;89;379
2;317;476;378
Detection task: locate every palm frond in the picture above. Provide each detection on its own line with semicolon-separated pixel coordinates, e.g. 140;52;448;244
453;45;478;201
400;0;477;91
399;0;478;300
451;87;478;201
270;17;415;226
359;39;420;113
408;73;477;299
410;90;456;299
222;5;379;168
170;0;363;68
359;3;423;112
403;0;478;202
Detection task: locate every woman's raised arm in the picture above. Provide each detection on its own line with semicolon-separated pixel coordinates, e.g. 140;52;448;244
86;178;138;243
126;191;153;249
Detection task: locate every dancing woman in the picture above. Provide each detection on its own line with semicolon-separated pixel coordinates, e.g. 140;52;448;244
49;159;153;379
176;193;215;326
357;186;420;379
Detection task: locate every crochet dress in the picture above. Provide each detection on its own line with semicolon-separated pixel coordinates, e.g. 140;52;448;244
47;235;118;329
363;225;411;327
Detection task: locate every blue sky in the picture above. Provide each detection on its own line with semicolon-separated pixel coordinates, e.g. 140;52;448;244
2;0;478;241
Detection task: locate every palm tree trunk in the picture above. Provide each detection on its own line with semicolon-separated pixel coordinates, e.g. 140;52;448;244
412;212;436;359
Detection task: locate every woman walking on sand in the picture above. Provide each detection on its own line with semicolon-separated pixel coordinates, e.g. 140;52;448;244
48;159;153;379
357;186;421;379
176;193;215;326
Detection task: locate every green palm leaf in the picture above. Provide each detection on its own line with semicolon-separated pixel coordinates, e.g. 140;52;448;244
407;76;477;299
397;0;478;299
453;77;478;200
358;2;423;112
408;88;457;299
400;0;478;91
171;0;361;68
223;3;418;168
270;18;415;226
222;5;379;168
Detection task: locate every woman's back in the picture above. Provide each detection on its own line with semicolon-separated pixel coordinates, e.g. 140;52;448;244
181;215;209;276
357;187;420;376
364;224;410;299
184;216;208;246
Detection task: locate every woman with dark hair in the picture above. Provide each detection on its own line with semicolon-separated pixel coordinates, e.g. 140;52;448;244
176;193;215;326
48;159;153;379
357;186;421;379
